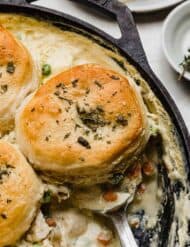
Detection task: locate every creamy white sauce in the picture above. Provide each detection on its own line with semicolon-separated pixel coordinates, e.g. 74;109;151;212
0;14;189;247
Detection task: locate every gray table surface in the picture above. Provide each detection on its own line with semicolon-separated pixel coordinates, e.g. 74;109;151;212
34;0;190;131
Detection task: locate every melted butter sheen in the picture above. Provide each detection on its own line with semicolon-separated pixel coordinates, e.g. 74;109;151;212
0;14;189;247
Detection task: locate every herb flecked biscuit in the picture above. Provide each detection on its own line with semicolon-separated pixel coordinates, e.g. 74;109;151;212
15;64;149;186
0;25;38;134
0;141;43;247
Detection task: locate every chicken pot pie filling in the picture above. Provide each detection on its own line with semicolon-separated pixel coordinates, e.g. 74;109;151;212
0;14;189;247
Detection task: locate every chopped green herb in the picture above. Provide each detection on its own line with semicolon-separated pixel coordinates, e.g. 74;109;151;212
135;79;141;86
75;124;81;130
45;136;49;142
85;88;90;94
42;190;52;204
56;83;63;88
64;132;71;139
96;105;104;113
76;105;107;131
6;62;15;74
110;75;120;80
94;80;102;88
77;136;91;149
116;115;128;126
79;157;85;162
94;134;102;140
0;164;14;184
112;91;117;97
42;64;51;76
54;91;73;105
110;173;124;185
0;85;8;94
84;130;90;136
179;50;190;80
1;213;7;219
31;107;35;112
71;79;78;87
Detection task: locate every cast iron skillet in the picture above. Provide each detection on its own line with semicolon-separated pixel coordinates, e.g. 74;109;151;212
0;0;190;246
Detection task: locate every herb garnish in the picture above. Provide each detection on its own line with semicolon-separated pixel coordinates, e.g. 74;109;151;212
64;132;71;139
75;124;81;130
79;157;85;162
62;97;73;105
56;83;65;88
76;105;108;131
77;136;91;149
31;107;35;112
110;173;124;185
85;88;90;95
42;190;52;204
45;136;49;142
1;213;7;219
54;90;73;105
41;190;52;218
6;62;15;74
71;79;78;87
116;115;128;126
0;164;14;184
112;91;117;97
94;134;102;140
179;49;190;80
42;64;51;76
110;75;120;80
94;80;103;88
84;130;90;136
0;85;8;94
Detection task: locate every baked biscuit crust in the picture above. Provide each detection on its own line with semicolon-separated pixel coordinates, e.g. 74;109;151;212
0;25;37;134
16;64;149;185
0;141;43;247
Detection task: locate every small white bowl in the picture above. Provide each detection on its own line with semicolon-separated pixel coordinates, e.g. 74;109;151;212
162;0;190;80
126;0;183;13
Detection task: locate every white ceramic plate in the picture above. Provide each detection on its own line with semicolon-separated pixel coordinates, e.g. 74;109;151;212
119;0;184;13
162;0;190;80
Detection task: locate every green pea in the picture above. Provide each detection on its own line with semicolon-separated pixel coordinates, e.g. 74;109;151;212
42;64;51;76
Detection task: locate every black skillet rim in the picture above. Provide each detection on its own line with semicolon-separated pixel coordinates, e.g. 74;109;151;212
0;1;189;246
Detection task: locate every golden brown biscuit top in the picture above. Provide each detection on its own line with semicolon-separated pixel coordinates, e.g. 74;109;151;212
0;25;35;133
0;141;42;247
16;64;147;181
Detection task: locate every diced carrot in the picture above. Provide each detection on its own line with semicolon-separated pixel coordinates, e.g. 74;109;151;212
127;163;142;179
103;191;118;202
142;161;155;176
97;231;112;245
46;217;57;227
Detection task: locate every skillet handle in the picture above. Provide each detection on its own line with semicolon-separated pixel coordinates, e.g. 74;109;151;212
78;0;153;77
